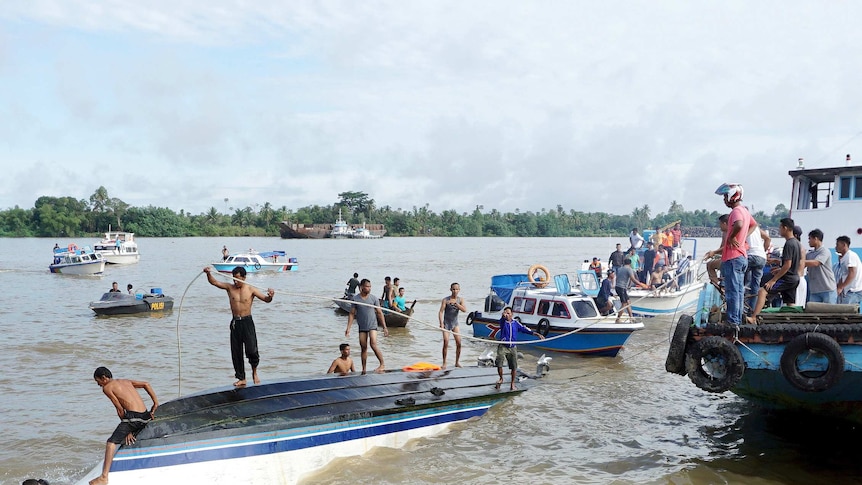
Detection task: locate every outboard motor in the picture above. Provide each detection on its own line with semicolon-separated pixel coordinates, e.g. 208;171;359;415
477;348;496;367
536;354;552;377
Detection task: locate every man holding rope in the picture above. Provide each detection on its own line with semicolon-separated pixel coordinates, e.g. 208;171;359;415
204;266;275;387
345;278;389;374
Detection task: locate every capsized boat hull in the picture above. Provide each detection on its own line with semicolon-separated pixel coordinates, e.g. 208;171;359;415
75;367;537;485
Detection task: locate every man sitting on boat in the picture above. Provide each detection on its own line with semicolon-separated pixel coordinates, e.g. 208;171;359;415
393;287;407;312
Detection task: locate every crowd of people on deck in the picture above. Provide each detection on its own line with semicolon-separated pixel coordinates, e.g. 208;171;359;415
596;222;694;318
702;182;862;326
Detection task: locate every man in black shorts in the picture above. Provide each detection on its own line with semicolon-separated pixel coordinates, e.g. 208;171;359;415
90;366;158;485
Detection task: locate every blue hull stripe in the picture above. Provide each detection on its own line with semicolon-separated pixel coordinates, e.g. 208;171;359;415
111;403;492;472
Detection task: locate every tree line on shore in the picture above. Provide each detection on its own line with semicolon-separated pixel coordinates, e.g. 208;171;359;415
0;187;789;238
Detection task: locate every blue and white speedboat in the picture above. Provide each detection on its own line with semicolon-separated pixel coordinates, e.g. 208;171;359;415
212;250;298;273
49;244;105;275
467;269;643;357
74;365;547;484
665;284;862;424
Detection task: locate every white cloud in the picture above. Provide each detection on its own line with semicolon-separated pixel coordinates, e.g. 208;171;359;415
2;1;862;218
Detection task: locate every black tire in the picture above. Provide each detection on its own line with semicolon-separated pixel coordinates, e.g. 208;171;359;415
685;336;744;393
465;311;474;326
665;314;694;376
780;332;844;392
254;262;262;270
536;318;550;337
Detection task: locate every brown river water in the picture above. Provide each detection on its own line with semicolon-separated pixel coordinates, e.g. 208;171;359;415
1;236;861;485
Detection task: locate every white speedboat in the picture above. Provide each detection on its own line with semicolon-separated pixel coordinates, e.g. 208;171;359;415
94;230;140;265
212;250;298;273
50;244;106;275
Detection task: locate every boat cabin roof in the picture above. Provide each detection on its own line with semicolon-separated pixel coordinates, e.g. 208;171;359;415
789;164;862;183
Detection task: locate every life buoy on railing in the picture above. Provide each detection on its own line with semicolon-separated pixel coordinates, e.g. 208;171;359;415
665;314;694;376
536;318;551;337
684;336;744;393
780;332;844;392
528;264;550;288
67;243;78;253
465;311;475;326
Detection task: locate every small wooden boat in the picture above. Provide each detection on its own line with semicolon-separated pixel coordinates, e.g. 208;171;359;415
383;300;416;328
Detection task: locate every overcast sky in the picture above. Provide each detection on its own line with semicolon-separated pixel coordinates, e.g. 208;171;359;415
2;1;862;219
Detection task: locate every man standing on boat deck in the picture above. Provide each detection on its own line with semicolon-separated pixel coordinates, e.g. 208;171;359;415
835;235;862;305
89;366;158;485
628;228;644;253
609;243;626;274
496;306;544;391
715;183;755;325
745;223;770;312
439;282;467;368
345;272;360;296
346;278;388;374
805;229;837;304
204;266;275;386
222;245;229;261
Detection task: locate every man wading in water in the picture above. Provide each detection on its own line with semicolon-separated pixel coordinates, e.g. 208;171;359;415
204;266;275;386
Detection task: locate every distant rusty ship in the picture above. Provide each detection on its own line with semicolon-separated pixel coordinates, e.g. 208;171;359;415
278;220;386;239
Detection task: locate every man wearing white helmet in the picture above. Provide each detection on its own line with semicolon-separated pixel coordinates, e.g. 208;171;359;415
715;183;756;325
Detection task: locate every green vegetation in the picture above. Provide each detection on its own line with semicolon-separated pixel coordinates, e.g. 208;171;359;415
0;187;789;238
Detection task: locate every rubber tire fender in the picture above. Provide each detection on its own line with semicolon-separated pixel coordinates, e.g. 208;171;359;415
684;336;744;393
254;262;262;270
780;332;844;392
665;314;694;376
536;318;551;337
528;264;550;288
465;311;474;326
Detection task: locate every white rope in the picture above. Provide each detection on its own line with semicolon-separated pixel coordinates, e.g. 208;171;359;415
174;270;206;398
202;267;635;347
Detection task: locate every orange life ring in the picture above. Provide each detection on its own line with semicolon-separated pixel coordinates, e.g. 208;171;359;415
528;264;550;288
402;362;442;372
67;243;78;253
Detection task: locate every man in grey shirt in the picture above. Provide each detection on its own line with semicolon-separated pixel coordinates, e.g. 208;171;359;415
345;279;389;374
804;229;837;303
614;259;647;322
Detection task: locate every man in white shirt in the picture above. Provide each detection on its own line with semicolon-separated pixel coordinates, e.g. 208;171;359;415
628;228;644;252
745;223;770;312
835;235;862;305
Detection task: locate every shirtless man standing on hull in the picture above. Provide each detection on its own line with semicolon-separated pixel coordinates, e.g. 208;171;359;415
204;266;275;386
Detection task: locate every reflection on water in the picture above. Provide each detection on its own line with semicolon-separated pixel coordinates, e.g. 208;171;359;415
1;237;860;484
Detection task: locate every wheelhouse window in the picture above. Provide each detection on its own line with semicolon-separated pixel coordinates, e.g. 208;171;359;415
572;300;598;318
837;175;862;200
512;297;536;314
537;300;570;318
